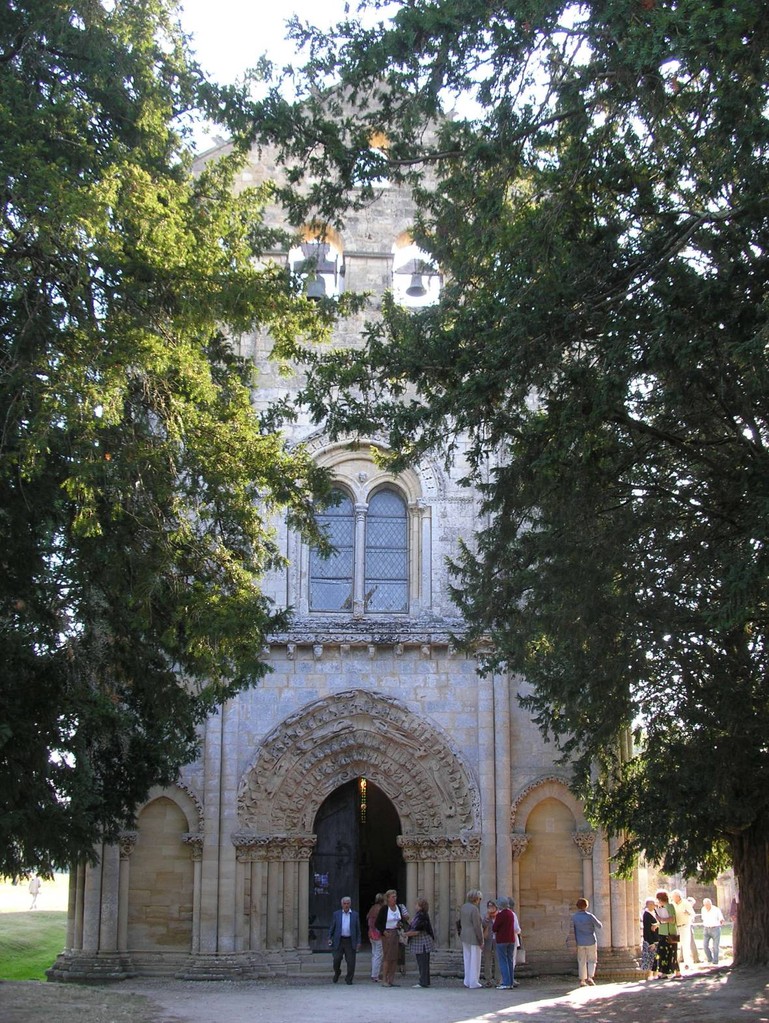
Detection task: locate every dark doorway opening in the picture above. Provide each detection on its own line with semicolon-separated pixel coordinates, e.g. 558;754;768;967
308;778;403;952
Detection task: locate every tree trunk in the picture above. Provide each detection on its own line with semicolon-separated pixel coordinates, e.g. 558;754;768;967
730;826;769;967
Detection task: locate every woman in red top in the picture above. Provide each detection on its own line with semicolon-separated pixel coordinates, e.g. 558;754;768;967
492;897;521;989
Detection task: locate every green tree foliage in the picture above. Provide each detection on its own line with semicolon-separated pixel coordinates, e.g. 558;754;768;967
0;0;339;878
271;0;769;965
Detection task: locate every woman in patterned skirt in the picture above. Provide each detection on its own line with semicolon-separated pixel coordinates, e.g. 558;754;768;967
407;897;436;988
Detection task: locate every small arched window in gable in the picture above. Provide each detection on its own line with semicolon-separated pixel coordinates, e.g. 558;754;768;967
309;490;354;611
364;490;408;613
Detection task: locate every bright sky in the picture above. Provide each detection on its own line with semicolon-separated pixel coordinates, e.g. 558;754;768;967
178;0;356;86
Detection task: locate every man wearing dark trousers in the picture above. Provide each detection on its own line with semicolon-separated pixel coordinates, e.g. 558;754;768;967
328;896;362;984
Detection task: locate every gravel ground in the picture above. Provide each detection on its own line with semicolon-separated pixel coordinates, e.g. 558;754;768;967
2;966;767;1023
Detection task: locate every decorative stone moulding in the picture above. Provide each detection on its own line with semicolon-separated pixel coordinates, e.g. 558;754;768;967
231;833;317;862
510;774;585;831
119;831;139;859
572;829;597;857
509;833;531;860
182;833;204;861
237;689;481;836
397;834;482;861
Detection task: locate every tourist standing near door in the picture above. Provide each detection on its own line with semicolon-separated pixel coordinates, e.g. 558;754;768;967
328;896;362;985
376;889;407;987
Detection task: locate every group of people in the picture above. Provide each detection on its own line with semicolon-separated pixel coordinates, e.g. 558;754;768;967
640;890;727;980
330;887;523;990
329;886;730;990
329;889;435;988
459;889;522;990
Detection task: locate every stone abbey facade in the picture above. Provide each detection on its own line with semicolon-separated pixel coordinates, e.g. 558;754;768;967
51;140;642;982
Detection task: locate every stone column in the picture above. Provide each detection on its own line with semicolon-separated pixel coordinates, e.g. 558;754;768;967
117;832;138;952
609;835;628;947
353;503;367;617
217;698;239;953
73;862;86;950
182;834;204;953
452;860;467;950
98;842;121;952
399;836;481;950
437;860;451;948
283;860;298;949
477;670;497;897
234;834;316;951
593;830;612;949
65;867;79;949
494;670;513;898
297;857;311;950
250;859;265;950
414;498;432;611
81;850;103;953
199;709;224;952
510;833;530;907
573;829;596;903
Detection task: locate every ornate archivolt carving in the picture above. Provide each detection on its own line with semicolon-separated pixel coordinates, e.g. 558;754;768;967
509;833;531;860
398;834;481;861
296;430;445;500
572;829;597;858
232;833;317;863
510;774;587;831
176;781;205;832
237;689;480;836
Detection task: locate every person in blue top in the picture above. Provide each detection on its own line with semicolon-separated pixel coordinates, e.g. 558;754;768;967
572;897;603;987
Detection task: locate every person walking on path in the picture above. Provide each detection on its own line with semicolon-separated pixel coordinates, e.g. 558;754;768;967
701;898;726;965
459;889;485;989
328;896;362;985
28;875;41;910
492;896;521;990
572;897;603;986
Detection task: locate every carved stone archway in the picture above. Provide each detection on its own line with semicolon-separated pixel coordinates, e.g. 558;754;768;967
237;689;480;835
236;689;481;952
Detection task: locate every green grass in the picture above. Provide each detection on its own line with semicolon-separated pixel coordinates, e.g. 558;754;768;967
0;911;67;980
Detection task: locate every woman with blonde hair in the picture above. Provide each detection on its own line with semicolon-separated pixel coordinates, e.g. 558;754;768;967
375;889;407;987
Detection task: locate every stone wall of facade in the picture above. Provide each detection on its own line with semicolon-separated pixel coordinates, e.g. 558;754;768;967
49;138;642;983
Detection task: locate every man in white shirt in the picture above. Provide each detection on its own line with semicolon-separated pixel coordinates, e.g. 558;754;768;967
328;896;362;984
701;898;726;965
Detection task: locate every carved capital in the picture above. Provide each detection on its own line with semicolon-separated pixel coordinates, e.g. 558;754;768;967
509;833;531;860
572;829;597;858
119;831;138;860
397;834;481;862
182;833;204;861
232;833;317;862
